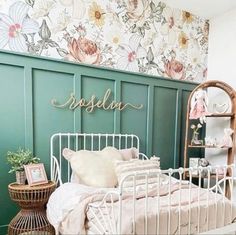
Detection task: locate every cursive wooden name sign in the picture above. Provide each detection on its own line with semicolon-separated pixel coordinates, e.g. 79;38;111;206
51;89;143;113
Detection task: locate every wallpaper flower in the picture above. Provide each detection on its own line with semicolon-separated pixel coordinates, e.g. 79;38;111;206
0;0;209;82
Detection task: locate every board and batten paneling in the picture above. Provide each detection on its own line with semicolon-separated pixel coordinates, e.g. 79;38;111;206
152;86;179;169
0;50;197;233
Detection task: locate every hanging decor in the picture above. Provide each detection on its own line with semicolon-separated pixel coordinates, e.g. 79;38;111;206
51;89;143;113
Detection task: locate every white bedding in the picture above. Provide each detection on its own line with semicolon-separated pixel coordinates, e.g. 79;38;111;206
47;182;236;235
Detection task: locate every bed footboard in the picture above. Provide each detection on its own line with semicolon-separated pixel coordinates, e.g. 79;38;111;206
87;165;236;235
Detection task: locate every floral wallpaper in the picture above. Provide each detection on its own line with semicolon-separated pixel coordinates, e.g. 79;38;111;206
0;0;209;82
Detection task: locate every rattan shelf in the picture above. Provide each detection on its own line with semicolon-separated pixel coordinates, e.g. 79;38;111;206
8;181;56;235
183;80;236;197
188;145;231;149
205;113;234;117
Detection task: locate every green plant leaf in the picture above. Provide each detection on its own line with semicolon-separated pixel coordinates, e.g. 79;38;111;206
6;148;40;173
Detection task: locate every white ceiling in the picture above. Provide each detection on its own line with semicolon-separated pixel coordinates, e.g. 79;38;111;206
160;0;236;19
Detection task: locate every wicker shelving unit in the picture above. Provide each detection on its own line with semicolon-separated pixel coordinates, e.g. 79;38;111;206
183;80;236;196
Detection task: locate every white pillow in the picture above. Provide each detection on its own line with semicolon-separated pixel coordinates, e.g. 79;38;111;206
115;157;161;188
63;146;123;188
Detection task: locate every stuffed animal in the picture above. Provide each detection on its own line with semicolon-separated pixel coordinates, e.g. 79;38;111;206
219;128;234;148
189;89;210;124
198;158;211;177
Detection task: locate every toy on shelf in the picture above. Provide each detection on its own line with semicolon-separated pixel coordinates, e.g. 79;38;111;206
219;128;234;148
198;158;211;177
189;88;210;124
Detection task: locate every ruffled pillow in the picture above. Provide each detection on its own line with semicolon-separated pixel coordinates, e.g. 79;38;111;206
115;157;161;189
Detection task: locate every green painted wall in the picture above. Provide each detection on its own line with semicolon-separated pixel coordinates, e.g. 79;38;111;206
0;50;197;234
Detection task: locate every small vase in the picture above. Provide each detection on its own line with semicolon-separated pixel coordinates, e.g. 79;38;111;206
191;132;203;145
16;171;26;184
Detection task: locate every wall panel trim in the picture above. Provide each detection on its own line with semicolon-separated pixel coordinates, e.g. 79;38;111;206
146;85;154;157
24;66;34;150
114;80;121;133
174;89;182;169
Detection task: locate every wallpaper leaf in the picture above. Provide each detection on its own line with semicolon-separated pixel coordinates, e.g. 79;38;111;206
0;0;209;82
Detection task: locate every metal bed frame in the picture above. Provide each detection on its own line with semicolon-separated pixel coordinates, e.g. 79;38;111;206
50;133;236;235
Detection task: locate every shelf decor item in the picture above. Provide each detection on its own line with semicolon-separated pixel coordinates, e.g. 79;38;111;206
219;128;234;148
7;148;40;184
189;157;200;175
213;102;229;114
24;163;48;186
198;158;211;177
190;123;203;145
189;88;210;124
204;136;217;147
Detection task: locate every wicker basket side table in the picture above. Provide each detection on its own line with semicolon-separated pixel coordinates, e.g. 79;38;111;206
8;181;56;235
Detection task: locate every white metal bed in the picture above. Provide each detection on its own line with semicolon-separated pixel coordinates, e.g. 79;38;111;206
50;133;236;235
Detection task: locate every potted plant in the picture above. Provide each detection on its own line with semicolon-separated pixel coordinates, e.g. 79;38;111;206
7;148;40;184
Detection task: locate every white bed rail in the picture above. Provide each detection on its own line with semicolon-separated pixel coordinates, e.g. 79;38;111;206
87;165;236;235
50;133;141;185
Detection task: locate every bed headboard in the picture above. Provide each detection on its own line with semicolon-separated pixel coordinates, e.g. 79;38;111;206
50;133;140;185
